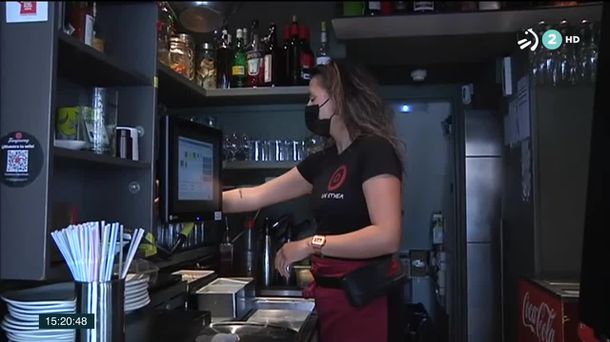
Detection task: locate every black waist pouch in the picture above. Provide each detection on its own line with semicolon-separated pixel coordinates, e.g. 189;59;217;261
340;256;407;308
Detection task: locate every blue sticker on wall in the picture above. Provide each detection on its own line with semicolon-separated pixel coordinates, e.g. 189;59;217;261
0;131;43;187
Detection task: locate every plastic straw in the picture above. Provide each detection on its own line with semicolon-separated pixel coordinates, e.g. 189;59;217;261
50;220;144;283
120;228;145;279
106;223;118;281
119;224;123;281
99;223;109;281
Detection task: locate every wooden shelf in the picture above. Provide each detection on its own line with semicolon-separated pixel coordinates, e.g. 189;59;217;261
53;147;150;169
156;63;309;107
332;4;603;39
223;160;299;170
57;32;150;87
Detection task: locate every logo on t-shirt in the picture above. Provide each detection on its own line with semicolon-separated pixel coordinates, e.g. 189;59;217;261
327;165;347;191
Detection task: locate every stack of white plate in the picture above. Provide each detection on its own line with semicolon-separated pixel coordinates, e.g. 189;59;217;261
125;274;150;313
0;282;76;342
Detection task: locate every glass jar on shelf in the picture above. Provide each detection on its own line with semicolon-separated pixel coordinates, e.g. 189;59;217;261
196;42;217;89
157;2;176;66
169;33;195;80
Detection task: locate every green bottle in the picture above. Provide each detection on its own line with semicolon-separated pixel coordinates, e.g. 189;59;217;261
231;28;247;88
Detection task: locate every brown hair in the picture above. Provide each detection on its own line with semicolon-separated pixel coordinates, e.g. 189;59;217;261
311;61;406;169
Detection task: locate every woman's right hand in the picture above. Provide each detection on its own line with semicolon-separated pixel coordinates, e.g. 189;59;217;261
275;238;313;279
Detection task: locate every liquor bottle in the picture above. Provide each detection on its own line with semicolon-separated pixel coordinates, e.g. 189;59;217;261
243;217;257;277
299;25;314;85
219;217;234;276
242;27;249;47
281;25;290;86
394;1;409;13
316;21;332;66
231;29;247;88
366;1;381;15
459;1;479;11
216;28;232;89
246;20;264;87
287;16;301;86
343;1;365;16
413;1;435;12
381;1;394;15
263;22;280;87
478;1;502;10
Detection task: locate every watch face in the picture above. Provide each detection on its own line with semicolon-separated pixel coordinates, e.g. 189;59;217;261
312;235;325;246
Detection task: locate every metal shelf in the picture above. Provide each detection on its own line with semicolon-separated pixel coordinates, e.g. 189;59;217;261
53;147;150;169
57;32;150;87
223;161;299;170
332;3;603;65
332;4;603;39
156;63;309;107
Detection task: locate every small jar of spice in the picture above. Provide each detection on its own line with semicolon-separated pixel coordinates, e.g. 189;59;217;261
169;33;195;80
196;42;217;89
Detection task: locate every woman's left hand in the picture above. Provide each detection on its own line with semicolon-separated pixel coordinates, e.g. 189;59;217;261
275;239;312;278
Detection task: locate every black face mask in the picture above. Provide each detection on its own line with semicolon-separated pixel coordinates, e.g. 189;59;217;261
305;98;335;137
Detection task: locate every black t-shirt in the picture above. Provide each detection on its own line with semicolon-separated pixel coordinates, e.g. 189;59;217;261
297;135;403;236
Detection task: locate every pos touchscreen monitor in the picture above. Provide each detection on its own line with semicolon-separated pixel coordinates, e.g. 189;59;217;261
159;115;222;223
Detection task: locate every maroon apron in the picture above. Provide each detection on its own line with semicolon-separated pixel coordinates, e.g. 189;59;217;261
303;255;402;342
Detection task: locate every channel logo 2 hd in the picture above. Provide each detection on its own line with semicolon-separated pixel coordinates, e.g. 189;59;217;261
518;28;580;51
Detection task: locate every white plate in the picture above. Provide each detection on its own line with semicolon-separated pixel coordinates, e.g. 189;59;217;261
7;304;74;317
125;296;150;313
53;139;87;150
125;284;147;294
1;282;75;305
7;303;75;314
7;335;73;342
6;332;74;341
125;289;148;301
126;278;149;288
125;292;148;305
7;311;38;322
125;279;148;290
126;274;150;282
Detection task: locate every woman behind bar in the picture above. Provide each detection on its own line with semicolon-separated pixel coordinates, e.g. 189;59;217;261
222;60;405;342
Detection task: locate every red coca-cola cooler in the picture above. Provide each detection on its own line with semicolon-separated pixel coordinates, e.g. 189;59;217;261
518;279;581;342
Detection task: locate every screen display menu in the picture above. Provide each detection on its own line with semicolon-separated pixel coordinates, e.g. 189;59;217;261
178;136;214;201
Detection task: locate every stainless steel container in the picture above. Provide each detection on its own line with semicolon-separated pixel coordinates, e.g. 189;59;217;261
76;279;125;342
260;219;274;287
194;277;255;319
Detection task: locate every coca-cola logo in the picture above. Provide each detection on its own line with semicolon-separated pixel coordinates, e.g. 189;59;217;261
522;292;557;342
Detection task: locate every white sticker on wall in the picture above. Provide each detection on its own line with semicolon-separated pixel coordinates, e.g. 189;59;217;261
6;2;48;23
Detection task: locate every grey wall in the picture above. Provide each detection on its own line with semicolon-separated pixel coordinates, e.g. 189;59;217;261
392;102;453;251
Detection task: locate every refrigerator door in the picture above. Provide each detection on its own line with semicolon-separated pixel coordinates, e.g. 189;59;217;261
466;157;502;243
465;110;502;342
465;157;502;342
467;242;499;342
